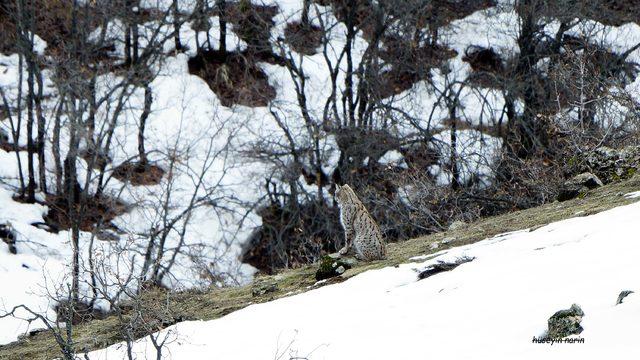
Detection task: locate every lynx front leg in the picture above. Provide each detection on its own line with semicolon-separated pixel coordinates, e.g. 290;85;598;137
338;211;355;256
338;225;354;255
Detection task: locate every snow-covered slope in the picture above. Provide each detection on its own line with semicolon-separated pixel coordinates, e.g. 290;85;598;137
85;197;640;359
3;0;640;348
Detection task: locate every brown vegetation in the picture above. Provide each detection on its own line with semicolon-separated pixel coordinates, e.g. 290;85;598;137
188;50;278;107
283;21;323;55
44;194;127;232
112;161;165;186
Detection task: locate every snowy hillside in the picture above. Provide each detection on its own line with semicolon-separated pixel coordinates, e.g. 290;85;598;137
3;0;640;353
85;196;640;359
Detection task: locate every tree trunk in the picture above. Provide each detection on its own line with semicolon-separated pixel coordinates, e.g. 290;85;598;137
26;52;37;202
138;83;153;165
172;0;183;51
217;0;227;54
35;65;47;194
449;98;460;190
302;0;310;26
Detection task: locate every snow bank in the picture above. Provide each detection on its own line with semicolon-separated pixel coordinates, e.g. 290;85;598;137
86;200;640;359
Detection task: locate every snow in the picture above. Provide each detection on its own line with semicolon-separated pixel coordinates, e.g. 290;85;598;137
378;150;407;168
0;187;68;344
2;0;640;349
86;200;640;359
624;190;640;199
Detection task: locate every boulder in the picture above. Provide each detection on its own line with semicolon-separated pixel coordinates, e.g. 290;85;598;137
547;304;584;338
569;146;640;184
448;220;466;231
616;290;634;305
0;222;17;254
417;256;474;280
315;254;357;281
251;280;279;297
440;236;456;245
557;172;603;201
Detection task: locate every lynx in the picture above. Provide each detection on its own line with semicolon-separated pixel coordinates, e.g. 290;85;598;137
335;184;386;261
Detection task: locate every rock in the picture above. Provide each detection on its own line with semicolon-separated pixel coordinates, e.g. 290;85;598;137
30;221;60;233
0;222;17;254
417;256;474;280
448;220;466;231
557;172;603;201
440;237;456;245
429;242;439;250
570;146;640;184
616;290;634;305
572;172;604;188
251;280;279;297
0;129;9;148
315;255;356;281
547;304;584;338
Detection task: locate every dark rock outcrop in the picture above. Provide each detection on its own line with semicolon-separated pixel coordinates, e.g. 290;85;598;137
569;146;640;184
547;304;584;338
417;256;474;280
251;280;279;297
616;290;634;305
557;172;603;201
0;222;17;254
315;254;357;281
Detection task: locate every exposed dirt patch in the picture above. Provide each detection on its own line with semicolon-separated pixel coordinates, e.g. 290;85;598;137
424;0;496;27
0;0;101;55
375;41;458;99
44;193;128;232
461;45;508;89
380;39;458;68
112;161;165;186
316;0;494;39
325;0;375;34
283;21;323;55
539;0;640;27
223;1;279;54
188;50;278;107
463;45;504;74
54;300;108;325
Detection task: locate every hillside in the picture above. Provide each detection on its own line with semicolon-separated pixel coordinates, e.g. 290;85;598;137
2;0;640;358
1;175;639;359
86;187;640;359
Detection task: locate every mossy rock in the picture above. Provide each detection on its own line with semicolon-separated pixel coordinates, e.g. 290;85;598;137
557;173;603;202
547;304;584;338
577;146;640;184
251;280;278;297
315;255;357;281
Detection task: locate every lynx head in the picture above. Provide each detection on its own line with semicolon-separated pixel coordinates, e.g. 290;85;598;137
335;184;356;206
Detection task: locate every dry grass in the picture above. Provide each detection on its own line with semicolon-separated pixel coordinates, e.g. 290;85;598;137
187;50;278;107
2;175;640;359
112;161;165;186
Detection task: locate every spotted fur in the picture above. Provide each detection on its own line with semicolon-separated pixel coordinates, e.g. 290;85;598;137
335;184;386;261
